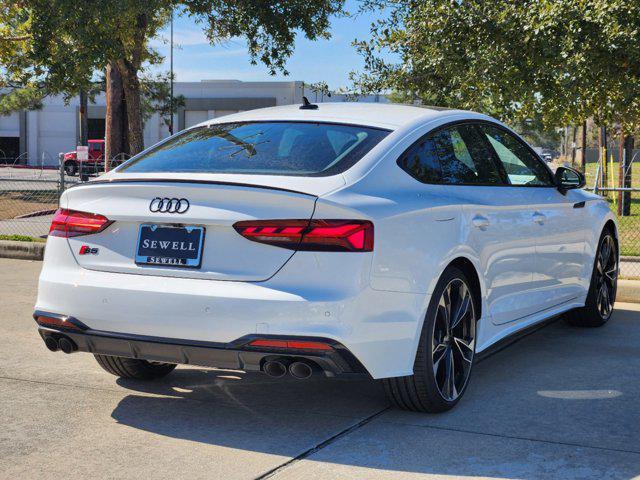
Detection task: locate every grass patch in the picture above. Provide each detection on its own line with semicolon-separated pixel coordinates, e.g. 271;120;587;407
0;234;46;243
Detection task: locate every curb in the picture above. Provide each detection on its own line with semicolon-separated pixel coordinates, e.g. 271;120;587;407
0;240;45;261
618;280;640;304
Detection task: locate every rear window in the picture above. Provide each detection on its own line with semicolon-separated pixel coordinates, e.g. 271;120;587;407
119;122;390;176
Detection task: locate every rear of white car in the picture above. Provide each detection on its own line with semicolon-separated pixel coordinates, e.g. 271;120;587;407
34;111;426;380
34;103;616;413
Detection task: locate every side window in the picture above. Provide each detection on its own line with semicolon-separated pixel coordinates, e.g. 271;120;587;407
397;134;441;183
480;125;554;186
397;124;504;185
435;125;503;185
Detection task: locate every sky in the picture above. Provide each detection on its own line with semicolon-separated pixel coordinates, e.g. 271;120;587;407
149;1;385;89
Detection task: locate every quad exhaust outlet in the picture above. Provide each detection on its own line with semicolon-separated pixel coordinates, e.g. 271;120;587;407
43;335;77;354
263;358;317;379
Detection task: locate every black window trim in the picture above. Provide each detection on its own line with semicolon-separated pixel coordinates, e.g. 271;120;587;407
396;119;557;188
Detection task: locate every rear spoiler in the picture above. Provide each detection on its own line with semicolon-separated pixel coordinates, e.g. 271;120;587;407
69;178;318;197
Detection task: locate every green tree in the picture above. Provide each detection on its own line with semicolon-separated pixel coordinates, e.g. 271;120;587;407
352;0;640;131
1;0;345;155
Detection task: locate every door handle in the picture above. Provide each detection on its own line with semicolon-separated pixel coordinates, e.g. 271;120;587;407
472;215;490;229
533;211;546;224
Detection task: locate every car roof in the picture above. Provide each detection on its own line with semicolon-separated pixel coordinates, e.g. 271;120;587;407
201;102;464;130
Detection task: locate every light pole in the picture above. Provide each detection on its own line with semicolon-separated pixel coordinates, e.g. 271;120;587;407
169;10;174;135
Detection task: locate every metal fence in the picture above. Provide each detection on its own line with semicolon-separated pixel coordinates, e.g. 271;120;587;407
582;149;639;279
0;153;81;239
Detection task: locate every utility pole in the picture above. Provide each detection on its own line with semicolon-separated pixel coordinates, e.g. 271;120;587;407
169;10;174;135
618;134;634;216
581;120;587;172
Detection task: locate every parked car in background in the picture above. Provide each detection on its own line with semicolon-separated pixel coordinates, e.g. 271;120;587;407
35;102;618;413
63;140;105;176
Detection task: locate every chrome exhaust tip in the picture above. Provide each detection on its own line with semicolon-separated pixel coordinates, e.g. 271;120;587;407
263;360;288;378
289;361;313;380
58;336;77;354
44;336;59;352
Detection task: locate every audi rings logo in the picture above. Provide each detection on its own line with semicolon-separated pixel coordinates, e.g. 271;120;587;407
149;197;190;214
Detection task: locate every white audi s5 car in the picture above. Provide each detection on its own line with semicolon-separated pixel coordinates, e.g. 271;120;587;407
34;102;618;412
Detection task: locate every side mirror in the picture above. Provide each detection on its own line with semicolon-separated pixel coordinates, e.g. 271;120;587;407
555;166;585;193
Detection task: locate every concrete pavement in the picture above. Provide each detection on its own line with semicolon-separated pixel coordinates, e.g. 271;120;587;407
1;258;639;479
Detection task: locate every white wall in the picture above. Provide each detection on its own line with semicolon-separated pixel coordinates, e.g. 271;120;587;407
0;111;20;137
176;80;302;105
23;80;385;166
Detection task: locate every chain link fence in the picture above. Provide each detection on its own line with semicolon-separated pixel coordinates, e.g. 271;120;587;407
0;153;83;239
581;150;639;279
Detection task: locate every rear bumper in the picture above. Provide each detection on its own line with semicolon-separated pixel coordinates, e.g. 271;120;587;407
35;313;367;377
36;237;429;379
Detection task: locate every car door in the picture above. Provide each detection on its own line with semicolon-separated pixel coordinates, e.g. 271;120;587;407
424;123;541;325
479;124;588;312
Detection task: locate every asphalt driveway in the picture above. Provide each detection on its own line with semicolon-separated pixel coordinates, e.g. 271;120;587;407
1;258;639;479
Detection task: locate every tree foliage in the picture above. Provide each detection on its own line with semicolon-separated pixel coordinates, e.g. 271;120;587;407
353;0;640;131
1;0;345;154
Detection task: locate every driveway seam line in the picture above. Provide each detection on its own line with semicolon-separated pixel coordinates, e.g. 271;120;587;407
254;406;391;480
381;420;640;455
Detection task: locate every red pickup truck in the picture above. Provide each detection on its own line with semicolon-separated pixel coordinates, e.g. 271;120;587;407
63;140;105;176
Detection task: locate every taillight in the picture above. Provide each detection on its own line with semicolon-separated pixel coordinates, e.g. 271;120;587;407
233;219;374;252
49;208;112;238
248;339;333;351
35;314;86;331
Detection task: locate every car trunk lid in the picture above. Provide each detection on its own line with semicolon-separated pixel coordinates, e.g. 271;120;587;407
62;180;319;281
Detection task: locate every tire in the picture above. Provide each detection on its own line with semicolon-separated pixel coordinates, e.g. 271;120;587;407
64;161;77;176
565;228;618;328
383;266;477;413
94;354;176;380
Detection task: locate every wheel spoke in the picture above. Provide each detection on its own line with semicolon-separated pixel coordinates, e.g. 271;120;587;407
596;257;604;276
432;343;447;376
444;348;456;400
453;336;474;365
600;241;611;268
439;287;452;329
451;286;471;331
598;284;608;316
602;283;611;316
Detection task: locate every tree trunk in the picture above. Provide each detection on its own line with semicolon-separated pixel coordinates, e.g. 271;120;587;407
570;126;577;167
105;62;126;170
581;120;587;172
599;126;607;193
78;90;88;146
118;61;144;155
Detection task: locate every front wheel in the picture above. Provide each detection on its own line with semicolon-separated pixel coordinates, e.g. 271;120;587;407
383;266;477;413
64;161;77;176
565;229;618;328
94;354;176;380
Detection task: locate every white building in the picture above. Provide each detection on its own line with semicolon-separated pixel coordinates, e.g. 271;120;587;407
0;80;386;166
